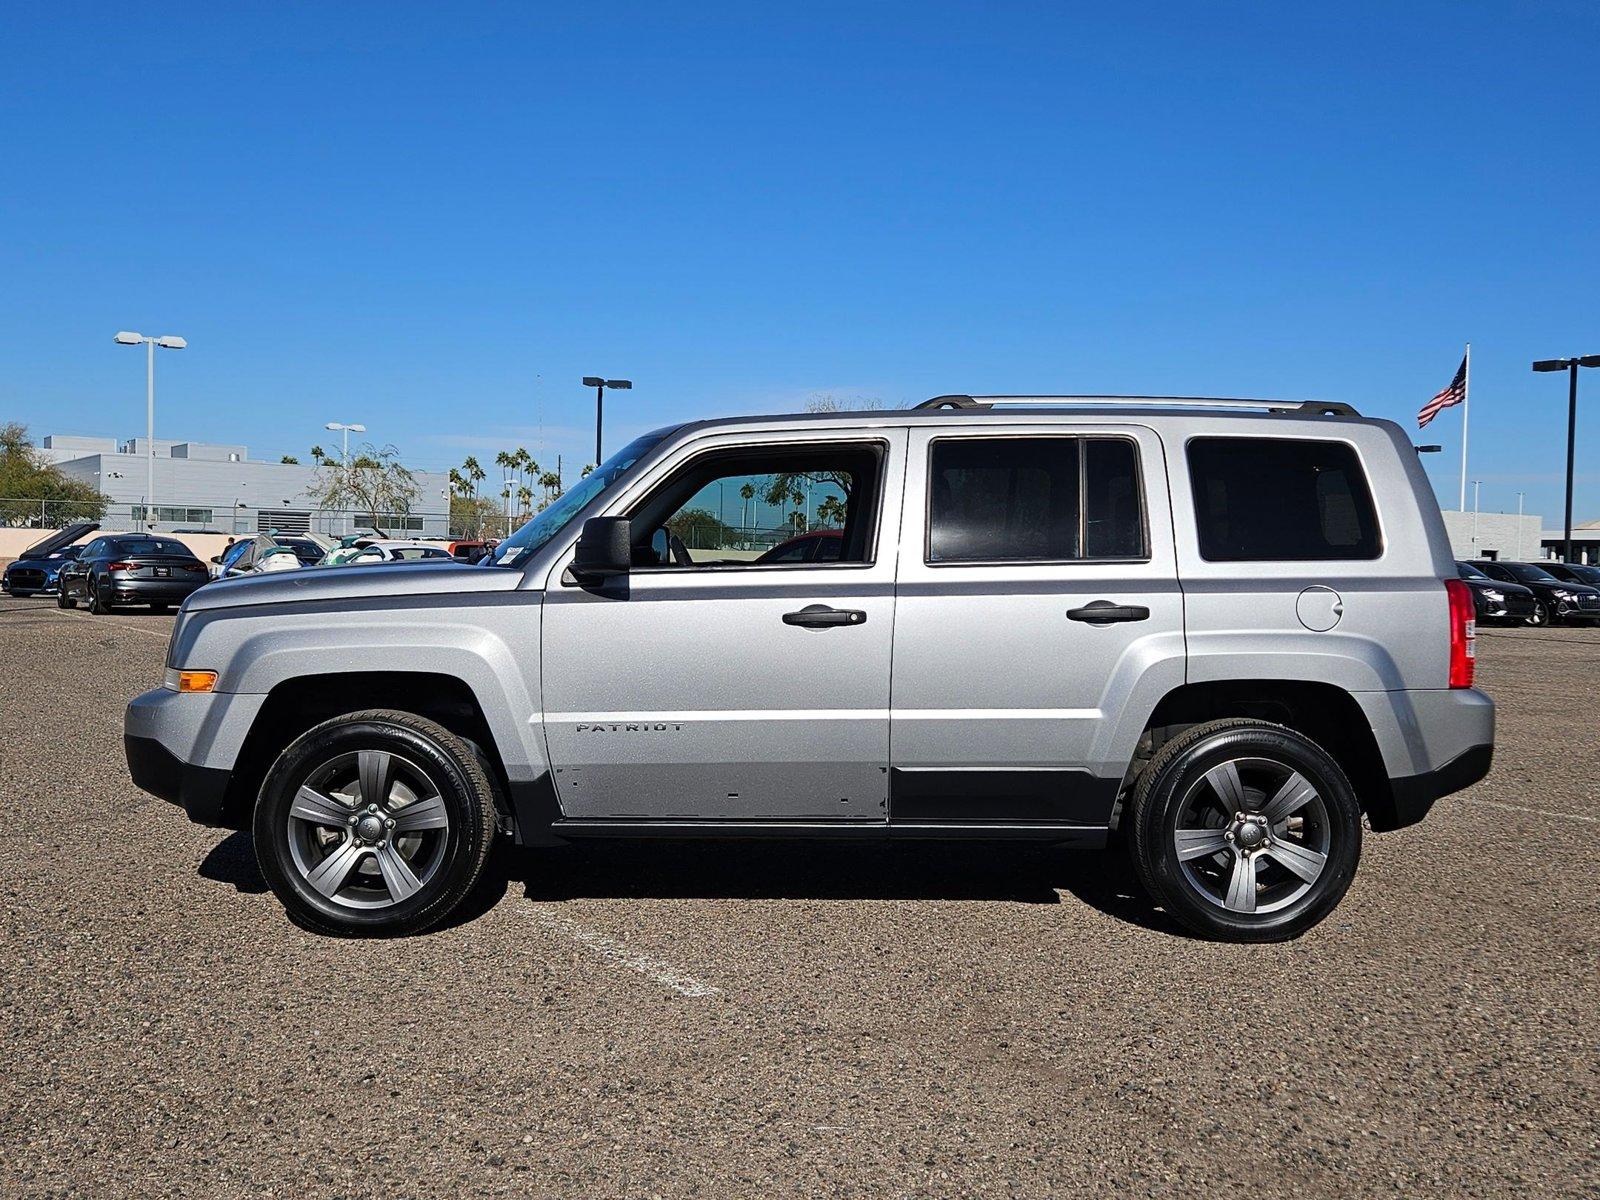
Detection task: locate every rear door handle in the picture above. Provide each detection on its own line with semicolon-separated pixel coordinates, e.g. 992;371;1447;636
783;604;867;628
1067;600;1151;624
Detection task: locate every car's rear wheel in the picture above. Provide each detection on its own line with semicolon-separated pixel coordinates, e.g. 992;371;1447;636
86;577;112;614
254;710;498;937
56;587;76;609
1128;718;1362;942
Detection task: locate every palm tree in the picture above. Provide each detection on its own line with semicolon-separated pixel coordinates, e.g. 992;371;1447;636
516;484;533;521
739;481;755;528
538;470;561;502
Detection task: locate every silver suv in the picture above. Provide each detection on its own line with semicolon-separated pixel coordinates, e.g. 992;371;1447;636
125;396;1493;941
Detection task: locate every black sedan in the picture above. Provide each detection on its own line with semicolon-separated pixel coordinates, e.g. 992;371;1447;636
1;522;97;597
56;534;210;614
1469;559;1600;627
1456;561;1536;625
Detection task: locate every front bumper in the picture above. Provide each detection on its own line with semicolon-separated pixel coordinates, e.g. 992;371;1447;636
125;734;234;825
125;686;266;827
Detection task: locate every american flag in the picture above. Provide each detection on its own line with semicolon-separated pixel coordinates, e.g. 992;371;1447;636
1418;354;1468;428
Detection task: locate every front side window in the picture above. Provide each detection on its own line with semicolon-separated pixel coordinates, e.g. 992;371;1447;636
927;436;1145;564
1188;437;1381;562
627;442;883;569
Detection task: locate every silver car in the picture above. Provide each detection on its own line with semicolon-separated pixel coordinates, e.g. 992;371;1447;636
125;396;1493;941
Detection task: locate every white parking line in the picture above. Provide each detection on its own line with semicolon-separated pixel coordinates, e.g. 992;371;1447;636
1461;798;1598;825
522;907;721;997
45;607;174;641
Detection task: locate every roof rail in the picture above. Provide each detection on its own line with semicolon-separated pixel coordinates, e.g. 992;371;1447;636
911;394;1360;418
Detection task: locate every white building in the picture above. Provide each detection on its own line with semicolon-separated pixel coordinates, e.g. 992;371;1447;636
1438;510;1545;562
44;434;449;537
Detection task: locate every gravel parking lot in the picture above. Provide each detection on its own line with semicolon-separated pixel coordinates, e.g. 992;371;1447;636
2;594;1596;1199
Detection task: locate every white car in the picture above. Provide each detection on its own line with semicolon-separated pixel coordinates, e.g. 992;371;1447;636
341;540;453;566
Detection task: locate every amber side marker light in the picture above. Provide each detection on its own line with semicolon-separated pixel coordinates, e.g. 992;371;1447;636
177;670;217;693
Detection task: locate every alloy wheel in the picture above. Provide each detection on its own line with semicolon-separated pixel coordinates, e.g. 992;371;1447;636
1172;757;1332;915
285;749;451;909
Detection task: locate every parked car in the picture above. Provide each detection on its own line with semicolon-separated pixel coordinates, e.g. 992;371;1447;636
1455;561;1536;625
1468;559;1600;626
336;540;453;565
756;529;845;564
211;534;329;578
127;394;1493;943
58;533;208;613
1541;561;1600;590
1;522;98;596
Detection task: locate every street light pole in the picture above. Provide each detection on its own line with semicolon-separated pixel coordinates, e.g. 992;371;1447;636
115;332;186;529
1532;354;1600;563
1472;480;1482;552
1516;491;1525;559
582;377;633;464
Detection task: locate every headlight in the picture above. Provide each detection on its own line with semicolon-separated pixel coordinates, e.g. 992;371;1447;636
1483;589;1504;602
1552;588;1574;600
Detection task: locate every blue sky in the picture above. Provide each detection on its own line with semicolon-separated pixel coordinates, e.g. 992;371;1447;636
3;2;1598;522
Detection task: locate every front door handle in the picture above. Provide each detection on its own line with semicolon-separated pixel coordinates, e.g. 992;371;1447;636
1067;600;1151;625
783;604;867;628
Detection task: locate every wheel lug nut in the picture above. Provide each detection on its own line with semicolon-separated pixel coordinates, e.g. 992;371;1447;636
385;818;395;828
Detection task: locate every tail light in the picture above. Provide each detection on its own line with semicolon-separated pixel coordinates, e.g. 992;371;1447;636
1445;578;1476;688
107;561;134;572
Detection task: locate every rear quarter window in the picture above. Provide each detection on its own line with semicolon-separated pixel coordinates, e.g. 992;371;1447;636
1187;437;1381;562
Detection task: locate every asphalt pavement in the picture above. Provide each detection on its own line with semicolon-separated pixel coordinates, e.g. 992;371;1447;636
1;594;1596;1199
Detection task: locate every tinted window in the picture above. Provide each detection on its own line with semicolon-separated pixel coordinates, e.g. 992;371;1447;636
114;538;191;557
927;437;1144;563
1501;562;1557;583
1457;562;1489;580
1188;438;1380;562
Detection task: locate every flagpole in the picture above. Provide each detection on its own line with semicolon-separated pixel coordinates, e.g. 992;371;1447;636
1458;342;1471;511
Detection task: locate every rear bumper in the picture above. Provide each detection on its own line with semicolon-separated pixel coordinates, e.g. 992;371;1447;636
1371;743;1494;832
108;577;206;602
125;733;234;826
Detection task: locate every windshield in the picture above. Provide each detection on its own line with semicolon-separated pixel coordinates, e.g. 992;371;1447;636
486;431;669;568
1565;564;1600;585
1502;562;1557;583
1457;562;1489;580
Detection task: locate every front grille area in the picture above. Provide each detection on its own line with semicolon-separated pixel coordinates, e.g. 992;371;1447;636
7;569;46;590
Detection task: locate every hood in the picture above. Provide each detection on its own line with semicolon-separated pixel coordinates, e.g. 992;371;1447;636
183;558;524;613
19;521;98;560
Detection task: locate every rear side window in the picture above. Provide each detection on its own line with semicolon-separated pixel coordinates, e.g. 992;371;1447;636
927;437;1146;563
1187;438;1380;562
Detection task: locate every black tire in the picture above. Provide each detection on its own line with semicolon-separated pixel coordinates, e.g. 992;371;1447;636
1128;718;1362;943
254;710;499;937
56;587;76;609
87;577;112;614
1527;600;1549;627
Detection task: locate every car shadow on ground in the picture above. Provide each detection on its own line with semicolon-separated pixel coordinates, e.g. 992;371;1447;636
196;831;1190;937
502;840;1189;936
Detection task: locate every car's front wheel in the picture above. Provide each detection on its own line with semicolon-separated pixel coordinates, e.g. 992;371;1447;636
254;710;499;936
1526;600;1550;627
56;586;77;609
1128;718;1362;942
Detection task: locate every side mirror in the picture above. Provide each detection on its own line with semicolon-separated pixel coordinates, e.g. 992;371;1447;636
571;517;632;581
209;555;222;564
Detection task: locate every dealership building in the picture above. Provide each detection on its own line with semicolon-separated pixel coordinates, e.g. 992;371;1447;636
40;433;449;537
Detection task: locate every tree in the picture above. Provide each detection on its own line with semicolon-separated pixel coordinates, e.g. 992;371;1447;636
280;455;300;465
307;442;420;530
309;445;328;464
0;423;107;527
815;494;847;528
538;470;562;503
803;393;884;413
739;481;755;528
580;463;595;478
666;507;735;551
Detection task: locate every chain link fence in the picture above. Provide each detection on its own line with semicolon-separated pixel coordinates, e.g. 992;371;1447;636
0;498;450;538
